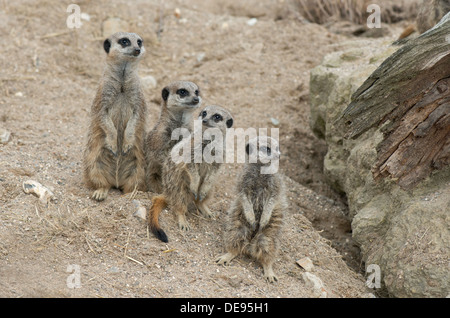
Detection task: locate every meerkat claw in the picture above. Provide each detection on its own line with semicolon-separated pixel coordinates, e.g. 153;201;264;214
215;252;237;265
92;188;109;201
265;274;278;283
177;214;191;231
107;146;118;157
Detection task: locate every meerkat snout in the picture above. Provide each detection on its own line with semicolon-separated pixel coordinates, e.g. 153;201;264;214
199;105;234;129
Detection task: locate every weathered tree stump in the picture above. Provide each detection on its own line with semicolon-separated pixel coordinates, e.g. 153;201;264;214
341;12;450;189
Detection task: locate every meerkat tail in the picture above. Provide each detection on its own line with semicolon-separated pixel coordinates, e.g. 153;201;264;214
148;195;169;242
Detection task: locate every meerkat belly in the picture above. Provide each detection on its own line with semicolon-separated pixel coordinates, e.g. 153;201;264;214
109;94;133;150
163;164;191;205
198;164;210;183
250;187;272;222
108;94;134;188
198;162;219;180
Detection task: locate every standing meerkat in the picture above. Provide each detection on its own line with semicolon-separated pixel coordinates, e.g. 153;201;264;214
148;105;234;242
216;136;286;283
144;81;201;193
83;32;147;201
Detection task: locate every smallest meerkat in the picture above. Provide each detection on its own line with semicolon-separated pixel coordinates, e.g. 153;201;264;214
216;136;286;283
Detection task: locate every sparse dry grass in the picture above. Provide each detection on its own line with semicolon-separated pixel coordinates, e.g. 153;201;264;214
296;0;419;25
297;0;370;24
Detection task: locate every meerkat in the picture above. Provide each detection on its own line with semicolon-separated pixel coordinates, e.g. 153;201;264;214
216;136;286;283
398;0;450;41
148;105;234;242
144;81;201;193
83;32;147;201
417;0;450;34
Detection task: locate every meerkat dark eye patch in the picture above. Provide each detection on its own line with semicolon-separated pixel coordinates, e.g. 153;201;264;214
213;114;223;122
118;38;131;47
226;118;233;128
195;89;199;96
162;87;170;101
103;39;111;53
137;39;142;47
260;146;271;156
246;143;252;155
177;89;189;97
201;110;207;118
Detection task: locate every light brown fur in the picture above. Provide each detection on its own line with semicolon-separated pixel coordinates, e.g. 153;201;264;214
216;136;286;282
417;0;450;34
398;0;450;41
144;81;201;194
148;105;234;242
83;32;147;201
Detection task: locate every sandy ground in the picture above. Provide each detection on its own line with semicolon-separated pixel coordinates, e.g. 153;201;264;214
0;0;407;298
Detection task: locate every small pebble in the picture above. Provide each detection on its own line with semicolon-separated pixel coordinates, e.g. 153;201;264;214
132;200;147;220
0;129;11;144
247;18;257;26
296;257;314;272
174;8;181;18
80;13;90;21
141;75;157;89
22;180;54;204
270;117;280;126
302;272;328;298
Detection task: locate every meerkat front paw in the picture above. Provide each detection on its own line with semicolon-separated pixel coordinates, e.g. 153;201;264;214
198;190;208;202
190;189;198;201
244;216;257;232
105;136;118;156
122;136;135;155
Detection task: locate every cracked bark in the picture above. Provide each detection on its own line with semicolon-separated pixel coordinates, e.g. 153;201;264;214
340;13;450;189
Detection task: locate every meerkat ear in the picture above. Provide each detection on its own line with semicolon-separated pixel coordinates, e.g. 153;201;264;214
162;87;169;101
226;118;234;128
103;39;111;54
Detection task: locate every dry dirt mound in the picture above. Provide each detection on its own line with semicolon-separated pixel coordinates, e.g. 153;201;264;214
0;0;371;297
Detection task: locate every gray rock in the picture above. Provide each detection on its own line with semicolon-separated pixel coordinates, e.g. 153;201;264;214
141;75;157;90
302;272;327;298
309;39;450;297
0;128;11;144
